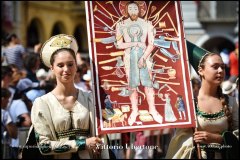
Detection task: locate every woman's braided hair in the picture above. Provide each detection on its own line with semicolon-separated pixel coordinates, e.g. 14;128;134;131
198;52;232;131
217;87;232;131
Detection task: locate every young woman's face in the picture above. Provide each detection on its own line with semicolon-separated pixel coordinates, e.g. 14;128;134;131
51;50;77;84
199;55;225;85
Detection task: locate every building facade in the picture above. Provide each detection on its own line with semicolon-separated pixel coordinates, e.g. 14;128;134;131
1;1;88;53
1;1;238;57
182;1;238;52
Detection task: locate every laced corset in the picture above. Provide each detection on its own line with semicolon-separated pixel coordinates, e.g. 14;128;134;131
196;106;228;134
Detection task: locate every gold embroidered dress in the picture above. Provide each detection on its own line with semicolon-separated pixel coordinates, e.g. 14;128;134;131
165;95;239;159
29;90;109;159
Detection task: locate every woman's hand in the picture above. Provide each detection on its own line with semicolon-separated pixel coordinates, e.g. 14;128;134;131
194;131;223;144
86;137;103;153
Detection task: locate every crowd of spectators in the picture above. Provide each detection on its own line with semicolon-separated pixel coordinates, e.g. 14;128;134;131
1;33;238;159
1;33;92;159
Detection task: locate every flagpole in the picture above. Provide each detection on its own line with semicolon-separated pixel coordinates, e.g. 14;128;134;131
194;127;202;159
186;40;209;159
192;98;201;159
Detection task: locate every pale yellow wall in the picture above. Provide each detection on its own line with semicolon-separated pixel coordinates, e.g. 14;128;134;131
18;1;87;50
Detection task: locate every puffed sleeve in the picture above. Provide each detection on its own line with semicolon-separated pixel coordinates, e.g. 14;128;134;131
165;128;195;159
31;97;86;155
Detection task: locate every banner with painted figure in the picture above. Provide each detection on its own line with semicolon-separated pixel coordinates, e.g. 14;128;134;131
85;1;196;134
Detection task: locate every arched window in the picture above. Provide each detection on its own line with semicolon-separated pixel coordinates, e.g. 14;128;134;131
27;19;41;47
51;22;66;36
74;25;88;52
202;37;235;53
